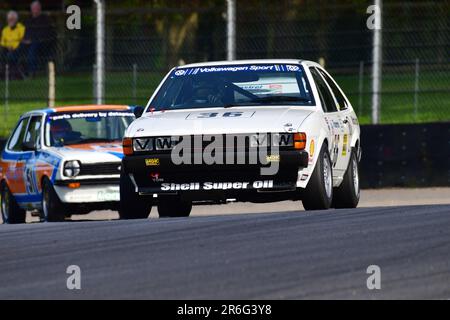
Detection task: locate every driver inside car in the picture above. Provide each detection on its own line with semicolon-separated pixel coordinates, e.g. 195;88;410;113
191;81;224;106
50;119;80;145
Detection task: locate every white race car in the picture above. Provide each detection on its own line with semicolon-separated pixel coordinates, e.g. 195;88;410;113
120;59;361;219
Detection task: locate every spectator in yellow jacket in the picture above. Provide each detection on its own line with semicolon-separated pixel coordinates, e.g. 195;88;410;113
1;11;26;68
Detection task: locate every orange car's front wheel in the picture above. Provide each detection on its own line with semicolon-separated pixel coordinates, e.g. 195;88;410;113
1;181;26;224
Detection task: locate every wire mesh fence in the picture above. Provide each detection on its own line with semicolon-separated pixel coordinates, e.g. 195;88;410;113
0;0;449;137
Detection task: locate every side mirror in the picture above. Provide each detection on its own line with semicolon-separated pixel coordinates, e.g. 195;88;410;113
133;106;144;119
23;140;36;152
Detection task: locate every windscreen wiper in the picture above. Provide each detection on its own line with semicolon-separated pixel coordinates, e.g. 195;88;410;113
223;102;260;108
223;96;311;108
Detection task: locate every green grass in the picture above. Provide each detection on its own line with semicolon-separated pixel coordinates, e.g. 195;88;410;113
335;69;450;124
0;70;449;137
0;71;163;137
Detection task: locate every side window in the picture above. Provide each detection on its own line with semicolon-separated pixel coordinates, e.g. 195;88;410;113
309;67;338;113
24;116;42;149
8;118;29;151
318;69;348;111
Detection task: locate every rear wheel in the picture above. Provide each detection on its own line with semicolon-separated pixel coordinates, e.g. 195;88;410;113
332;150;360;208
42;178;65;222
302;143;333;210
119;168;152;219
1;181;26;224
158;196;192;218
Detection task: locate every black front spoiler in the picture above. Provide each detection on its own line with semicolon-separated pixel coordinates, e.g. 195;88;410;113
123;150;308;195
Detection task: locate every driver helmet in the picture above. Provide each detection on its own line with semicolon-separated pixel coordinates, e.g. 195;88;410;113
51;119;72;143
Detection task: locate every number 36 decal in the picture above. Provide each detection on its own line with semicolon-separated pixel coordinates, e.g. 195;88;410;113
186;111;255;120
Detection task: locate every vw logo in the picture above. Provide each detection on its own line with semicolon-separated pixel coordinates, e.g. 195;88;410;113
175;70;187;76
286;65;300;72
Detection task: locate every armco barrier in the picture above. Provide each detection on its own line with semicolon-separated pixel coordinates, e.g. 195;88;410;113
359;122;449;188
0;122;449;188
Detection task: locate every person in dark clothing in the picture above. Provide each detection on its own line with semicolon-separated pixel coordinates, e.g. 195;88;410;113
22;1;55;76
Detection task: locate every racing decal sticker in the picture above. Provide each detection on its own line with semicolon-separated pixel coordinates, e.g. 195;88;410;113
266;155;280;163
324;117;332;132
332;121;341;130
342;134;348;156
186;111;255;120
50;111;134;121
173;65;304;77
332;134;339;167
145;158;160;166
286;65;300;72
160;180;274;191
24;165;38;195
150;172;164;182
174;69;187;76
97;190;120;202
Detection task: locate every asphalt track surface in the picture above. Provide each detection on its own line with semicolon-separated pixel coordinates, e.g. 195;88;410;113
1;203;450;299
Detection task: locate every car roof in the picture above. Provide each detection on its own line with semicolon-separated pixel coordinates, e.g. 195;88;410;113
180;59;307;69
22;105;133;117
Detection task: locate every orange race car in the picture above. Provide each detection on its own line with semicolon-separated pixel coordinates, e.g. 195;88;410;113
0;105;136;223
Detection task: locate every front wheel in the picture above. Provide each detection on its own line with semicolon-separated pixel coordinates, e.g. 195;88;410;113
158;196;192;218
119;168;152;219
42;178;65;222
1;181;26;224
302;143;333;210
332;150;360;208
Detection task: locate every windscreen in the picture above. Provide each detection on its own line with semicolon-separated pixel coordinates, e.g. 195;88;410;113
45;111;135;147
149;64;315;111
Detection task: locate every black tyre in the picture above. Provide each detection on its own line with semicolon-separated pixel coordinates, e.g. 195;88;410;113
42;178;65;222
158;196;192;218
332;150;360;208
302;143;333;210
1;181;26;224
119;167;152;219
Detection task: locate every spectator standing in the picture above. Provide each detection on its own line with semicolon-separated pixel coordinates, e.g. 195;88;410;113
23;1;55;77
1;11;25;67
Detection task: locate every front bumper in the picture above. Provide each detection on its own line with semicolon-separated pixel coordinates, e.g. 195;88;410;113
54;179;120;203
123;150;309;195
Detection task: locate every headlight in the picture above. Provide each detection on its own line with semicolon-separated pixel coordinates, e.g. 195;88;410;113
63;160;81;177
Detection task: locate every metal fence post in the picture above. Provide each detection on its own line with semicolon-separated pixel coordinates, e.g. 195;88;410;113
413;58;420;121
358;61;364;117
371;0;382;124
48;62;56;108
226;0;236;61
132;63;138;104
93;64;97;104
94;0;105;105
